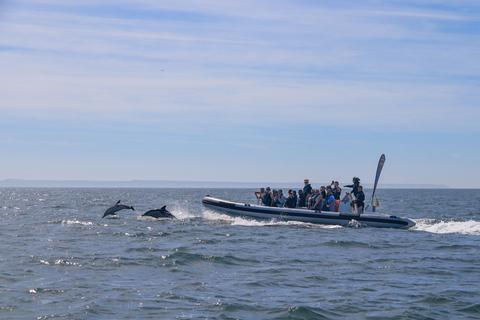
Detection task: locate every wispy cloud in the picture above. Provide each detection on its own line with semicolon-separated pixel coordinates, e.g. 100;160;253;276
1;0;480;185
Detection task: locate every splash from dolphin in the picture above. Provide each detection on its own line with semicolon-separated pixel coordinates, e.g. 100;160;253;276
102;200;135;218
142;206;176;219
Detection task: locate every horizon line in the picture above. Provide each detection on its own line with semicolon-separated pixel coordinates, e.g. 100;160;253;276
0;179;453;189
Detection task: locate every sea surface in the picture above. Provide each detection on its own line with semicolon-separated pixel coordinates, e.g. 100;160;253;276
0;187;479;319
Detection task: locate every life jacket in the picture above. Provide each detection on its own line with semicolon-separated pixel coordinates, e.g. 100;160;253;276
303;184;312;197
355;191;365;204
313;195;323;210
275;194;286;207
263;193;272;206
332;188;341;200
334;200;340;212
326;195;336;211
285;197;295;208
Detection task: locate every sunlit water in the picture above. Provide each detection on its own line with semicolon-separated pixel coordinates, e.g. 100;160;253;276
0;188;479;319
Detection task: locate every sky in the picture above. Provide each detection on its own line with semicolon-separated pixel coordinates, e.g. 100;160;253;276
1;0;479;188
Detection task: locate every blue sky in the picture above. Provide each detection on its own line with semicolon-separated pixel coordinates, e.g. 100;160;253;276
1;0;479;188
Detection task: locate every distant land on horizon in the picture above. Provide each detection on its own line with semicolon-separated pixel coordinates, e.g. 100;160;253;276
0;179;451;189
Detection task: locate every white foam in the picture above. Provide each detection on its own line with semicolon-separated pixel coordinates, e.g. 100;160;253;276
170;206;198;220
201;209;341;228
61;219;95;226
347;219;366;228
140;203;198;220
413;218;480;235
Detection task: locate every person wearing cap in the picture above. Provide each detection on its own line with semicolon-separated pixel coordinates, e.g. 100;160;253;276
303;179;312;199
284;189;297;208
344;177;361;197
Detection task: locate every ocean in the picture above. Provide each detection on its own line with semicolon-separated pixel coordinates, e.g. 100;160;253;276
0;187;479;319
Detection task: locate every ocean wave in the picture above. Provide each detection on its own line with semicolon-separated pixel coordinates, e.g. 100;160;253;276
322;240;372;249
413;219;480;235
459;303;480;315
160;251;261;268
2;187;479;320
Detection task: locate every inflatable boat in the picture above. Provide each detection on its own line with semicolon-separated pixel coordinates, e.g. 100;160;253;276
202;195;415;229
202;155;415;229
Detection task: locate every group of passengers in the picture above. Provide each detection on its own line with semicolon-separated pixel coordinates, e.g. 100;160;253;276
255;177;366;213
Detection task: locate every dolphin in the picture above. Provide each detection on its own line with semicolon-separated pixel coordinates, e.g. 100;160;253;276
142;205;176;219
102;200;135;218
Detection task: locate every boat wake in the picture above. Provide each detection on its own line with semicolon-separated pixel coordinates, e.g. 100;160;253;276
413;218;480;235
202;209;341;228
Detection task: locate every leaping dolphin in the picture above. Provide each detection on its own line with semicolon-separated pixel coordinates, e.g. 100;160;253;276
102;200;135;218
142;206;176;219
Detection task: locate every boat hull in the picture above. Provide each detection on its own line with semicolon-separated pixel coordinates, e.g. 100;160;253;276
202;196;415;229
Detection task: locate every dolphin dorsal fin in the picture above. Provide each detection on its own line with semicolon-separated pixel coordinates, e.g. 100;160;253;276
116;200;121;204
160;205;167;210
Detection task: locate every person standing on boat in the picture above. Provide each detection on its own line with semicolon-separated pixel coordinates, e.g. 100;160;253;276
344;177;361;196
332;181;342;200
352;185;365;213
303;179;312;199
